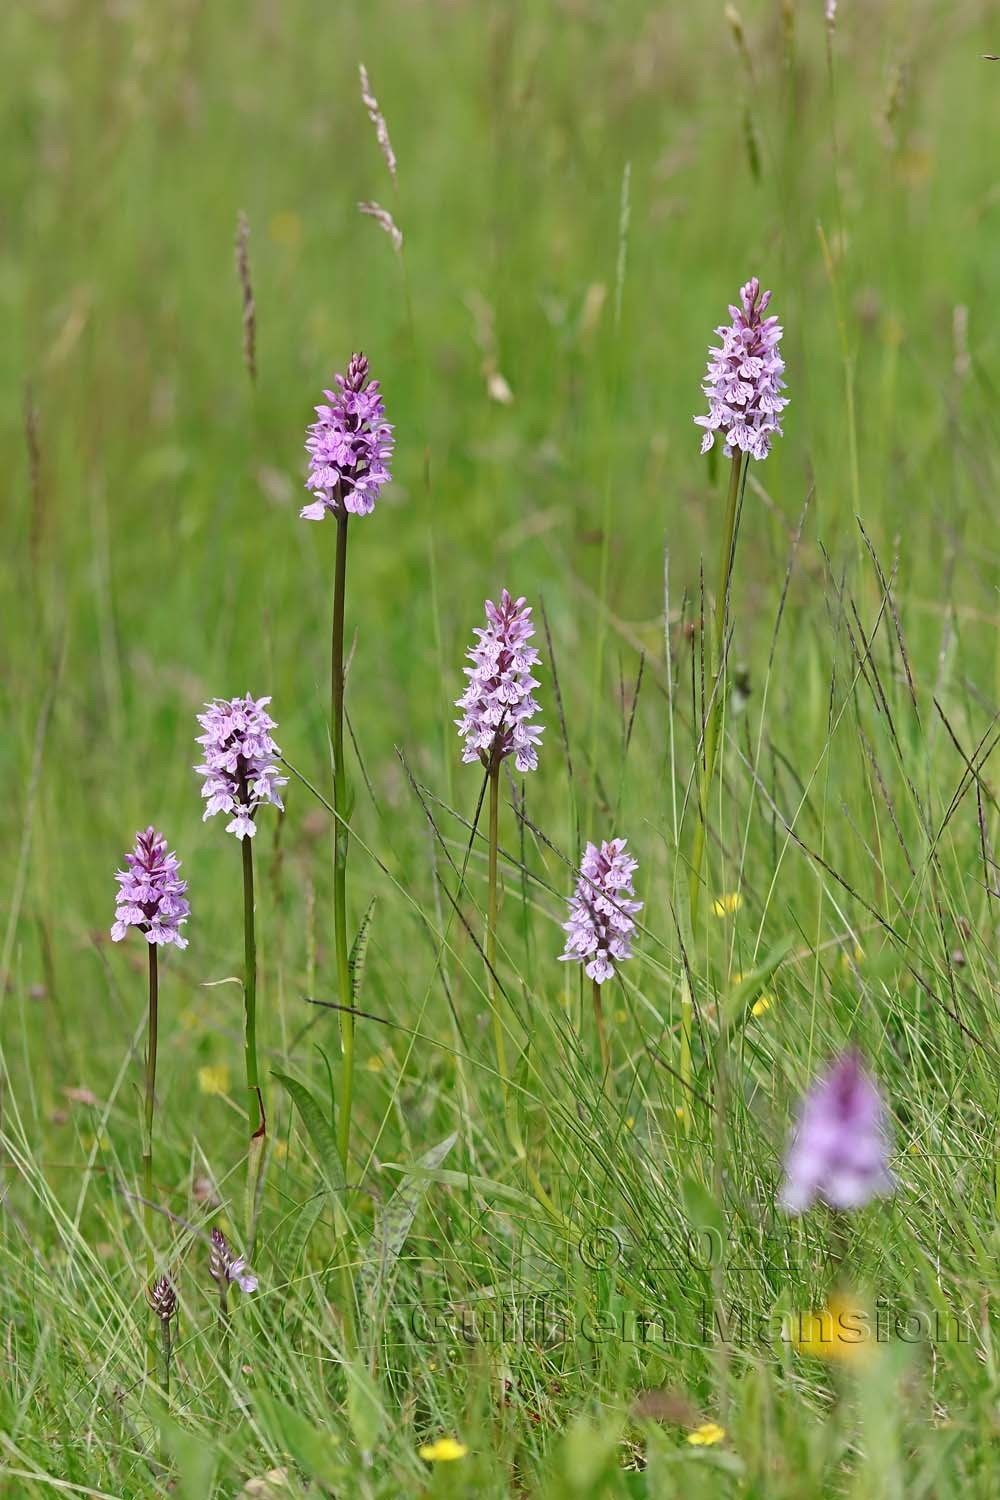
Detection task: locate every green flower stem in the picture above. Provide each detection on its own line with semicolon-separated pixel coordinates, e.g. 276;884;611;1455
485;758;566;1231
241;828;264;1138
487;761;508;1083
331;505;354;1170
592;977;610;1080
217;1281;230;1377
684;454;745;1129
689;452;745;930
159;1320;172;1398
143;944;158;1375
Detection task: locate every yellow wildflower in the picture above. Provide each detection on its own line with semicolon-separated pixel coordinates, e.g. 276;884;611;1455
751;994;773;1017
418;1437;468;1462
713;892;742;917
198;1065;231;1096
789;1290;875;1367
687;1422;726;1446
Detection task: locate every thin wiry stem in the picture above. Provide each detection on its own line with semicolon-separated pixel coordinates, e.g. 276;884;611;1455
331;504;354;1168
241;830;264;1136
143;945;158;1376
217;1280;230;1376
592;977;610;1081
487;760;507;1083
160;1318;172;1397
685;452;745;1131
689;452;746;929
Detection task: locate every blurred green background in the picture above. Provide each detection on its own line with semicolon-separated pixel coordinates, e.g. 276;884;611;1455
6;0;999;989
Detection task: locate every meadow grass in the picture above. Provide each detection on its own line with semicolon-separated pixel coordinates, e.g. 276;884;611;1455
3;0;1000;1494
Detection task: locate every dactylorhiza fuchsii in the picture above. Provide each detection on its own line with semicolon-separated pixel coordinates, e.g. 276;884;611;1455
684;276;790;1144
299;352;394;1171
456;590;543;1091
194;694;287;840
146;1273;178;1392
210;1227;257;1370
559;839;642;1080
111;826;189;1368
693;276;789;462
455;589;544;774
559;839;642;985
195;694;285;1171
209;1227;258;1295
111;827;190;948
300;352;394;520
781;1051;894;1214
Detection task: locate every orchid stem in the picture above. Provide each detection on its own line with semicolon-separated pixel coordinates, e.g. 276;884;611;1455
331;505;354;1171
240;830;261;1126
592;977;610;1081
142;944;158;1375
685;452;744;1131
487;761;508;1084
240;825;266;1245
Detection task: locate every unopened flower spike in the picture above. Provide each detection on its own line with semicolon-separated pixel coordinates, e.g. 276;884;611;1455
559;839;642;985
781;1050;894;1213
195;694;287;841
301;352;394;520
146;1273;178;1326
111;827;190;948
455;589;544;773
694;276;789;461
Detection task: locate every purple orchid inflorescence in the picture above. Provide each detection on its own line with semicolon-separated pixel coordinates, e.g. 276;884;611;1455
695;276;788;461
209;1227;258;1294
301;352;394;520
195;694;287;841
559;839;642;985
781;1050;894;1213
455;589;543;774
111;827;190;949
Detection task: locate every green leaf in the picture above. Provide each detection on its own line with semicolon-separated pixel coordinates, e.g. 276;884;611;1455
273;1072;348;1235
349;896;376;1008
681;1174;726;1267
378;1162;535;1211
358;1132;456;1307
343;1357;384;1462
244;1131;266;1245
153;1409;219;1500
287;1190;327;1269
723;935;794;1030
253;1389;344;1487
